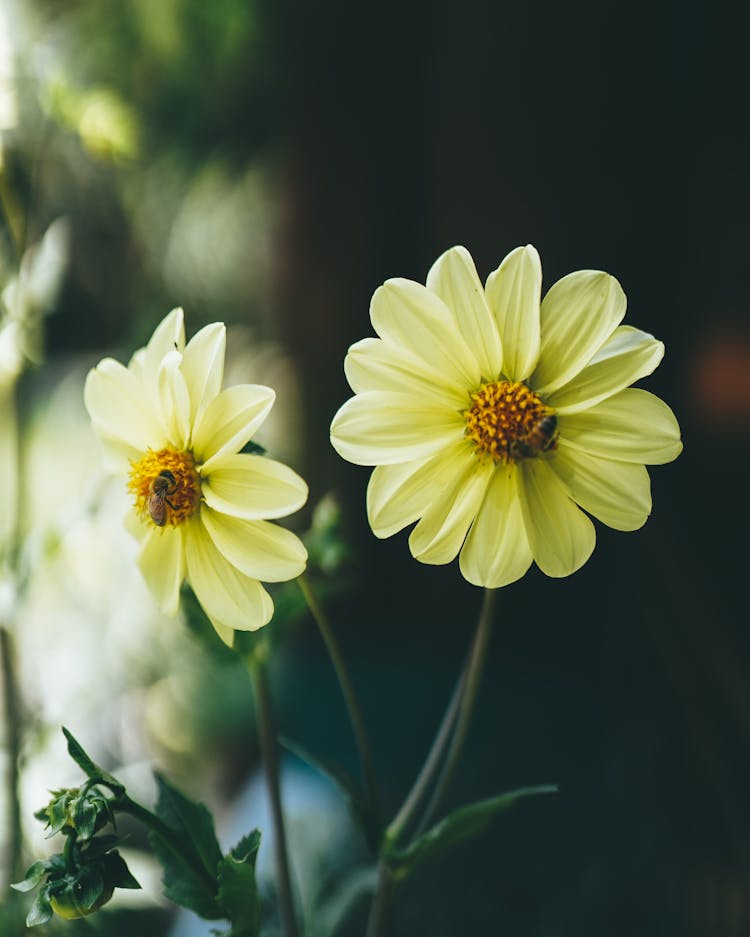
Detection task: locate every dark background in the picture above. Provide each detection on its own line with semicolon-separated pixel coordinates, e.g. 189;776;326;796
4;0;750;934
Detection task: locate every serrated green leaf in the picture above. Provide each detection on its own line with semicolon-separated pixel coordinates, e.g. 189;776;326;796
149;831;223;919
153;773;223;876
216;831;262;937
10;860;48;893
61;728;125;795
149;773;224;919
26;891;53;927
280;736;379;852
229;830;261;865
384;785;557;876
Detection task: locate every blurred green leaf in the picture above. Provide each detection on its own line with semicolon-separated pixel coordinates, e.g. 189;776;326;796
384;785;558;877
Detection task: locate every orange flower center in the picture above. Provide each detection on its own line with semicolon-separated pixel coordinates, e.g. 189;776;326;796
128;448;201;527
463;380;559;463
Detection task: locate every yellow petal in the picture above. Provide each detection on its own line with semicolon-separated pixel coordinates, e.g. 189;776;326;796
532;271;626;395
560;388;683;464
202;453;308;519
84;358;166;451
459;467;533;588
181;322;226;427
550;443;652;531
129;307;185;379
548;326;664;414
370;278;481;389
157;349;191;449
366;440;471;538
137;525;186;617
517;458;595;577
426;246;503;382
200;507;307;582
192;384;275;470
407;452;493;565
344;337;466;405
185;519;274;631
330;390;464;466
485;245;541;382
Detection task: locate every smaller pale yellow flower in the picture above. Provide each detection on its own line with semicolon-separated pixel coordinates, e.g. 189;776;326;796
330;245;682;586
85;308;308;645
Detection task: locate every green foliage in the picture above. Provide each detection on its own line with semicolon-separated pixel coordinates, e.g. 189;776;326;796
216;831;262;937
12;837;139;926
148;773;264;930
384;785;558;878
62;727;125;796
16;730;263;932
148;772;224;920
35;785;115;840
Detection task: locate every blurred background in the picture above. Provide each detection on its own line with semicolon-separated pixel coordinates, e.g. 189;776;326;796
1;0;749;934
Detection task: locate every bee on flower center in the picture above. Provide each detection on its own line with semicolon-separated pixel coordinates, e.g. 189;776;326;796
510;413;559;461
147;469;178;527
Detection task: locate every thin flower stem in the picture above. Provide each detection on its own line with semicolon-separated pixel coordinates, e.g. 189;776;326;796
0;624;23;886
385;657;469;844
413;587;495;837
297;574;379;820
364;860;395;937
247;651;300;937
365;588;495;937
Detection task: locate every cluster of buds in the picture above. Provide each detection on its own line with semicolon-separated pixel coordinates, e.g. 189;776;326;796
12;783;139;925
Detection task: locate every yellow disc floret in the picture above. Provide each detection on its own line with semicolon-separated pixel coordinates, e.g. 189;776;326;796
463;380;558;463
128;448;202;527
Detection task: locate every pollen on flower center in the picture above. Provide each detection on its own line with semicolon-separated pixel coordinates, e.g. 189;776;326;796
128;447;201;527
463;380;558;463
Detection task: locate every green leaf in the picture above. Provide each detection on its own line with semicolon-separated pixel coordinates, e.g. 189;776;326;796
26;891;53;927
10;860;48;893
384;785;558;877
239;440;267;456
61;728;125;796
281;736;379;853
75;865;105;910
101;851;141;890
149;773;224;919
47;791;73;835
153;772;223;876
216;830;262;937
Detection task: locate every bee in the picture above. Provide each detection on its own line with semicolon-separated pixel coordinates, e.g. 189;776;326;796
147;469;177;527
510;413;559;461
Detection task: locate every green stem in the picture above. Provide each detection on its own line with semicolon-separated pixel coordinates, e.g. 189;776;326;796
0;624;23;885
364;860;395;937
413;588;495;836
385;657;468;844
247;651;300;937
298;574;379;821
365;588;495;937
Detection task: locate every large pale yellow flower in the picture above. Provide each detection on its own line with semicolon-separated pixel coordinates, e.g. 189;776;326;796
330;246;682;586
84;308;308;645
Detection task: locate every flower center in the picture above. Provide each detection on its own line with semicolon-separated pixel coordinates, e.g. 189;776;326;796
463;380;559;463
128;448;201;528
